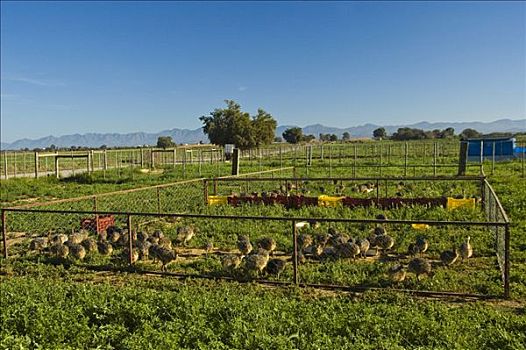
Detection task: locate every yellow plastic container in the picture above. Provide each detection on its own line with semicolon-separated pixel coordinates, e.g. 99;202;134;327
318;195;344;207
411;223;430;230
207;195;228;205
447;197;476;210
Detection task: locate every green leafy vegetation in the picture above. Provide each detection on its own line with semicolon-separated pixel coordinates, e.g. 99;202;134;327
1;142;525;349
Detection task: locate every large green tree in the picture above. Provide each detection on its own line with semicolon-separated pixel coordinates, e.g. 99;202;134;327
157;136;175;148
199;100;277;149
282;127;303;144
252;109;278;146
373;127;387;139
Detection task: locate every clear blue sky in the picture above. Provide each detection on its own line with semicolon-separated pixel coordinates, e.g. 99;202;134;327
1;1;525;142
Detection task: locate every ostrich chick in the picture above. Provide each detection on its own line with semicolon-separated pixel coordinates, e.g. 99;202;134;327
265;258;287;278
156;246;178;271
176;226;195;246
68;243;86;260
388;264;407;283
356;238;370;258
237;235;253;255
222;254;244;271
257;237;277;254
460;236;473;260
440;248;459;266
97;241;113;256
408;258;431;281
245;249;270;277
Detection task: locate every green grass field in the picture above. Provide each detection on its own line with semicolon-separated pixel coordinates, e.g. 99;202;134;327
1;147;525;349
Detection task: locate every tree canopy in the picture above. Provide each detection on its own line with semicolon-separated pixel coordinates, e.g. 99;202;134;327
282;127;303;144
319;133;339;142
373;127;387;139
199;100;277;149
460;128;482;140
391;128;428;141
157;136;175;148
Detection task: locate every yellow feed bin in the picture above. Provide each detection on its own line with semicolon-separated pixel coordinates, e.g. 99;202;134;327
207;195;228;205
318;195;344;207
447;197;476;210
411;223;430;230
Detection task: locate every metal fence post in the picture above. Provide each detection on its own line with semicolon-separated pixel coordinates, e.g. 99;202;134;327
103;150;108;170
522;145;525;178
183;150;187;178
479;140;484;166
34;151;39;178
491;142;495;175
504;224;510;299
329;144;332;177
480;178;486;211
86;151;90;174
198;150;202;176
292;220;298;285
3;152;8;179
458;141;468;176
404;142;408;176
55;156;60;178
2;210;7;258
433;142;438;176
203;179;209;205
127;215;133;265
353;144;357;177
378;144;383;176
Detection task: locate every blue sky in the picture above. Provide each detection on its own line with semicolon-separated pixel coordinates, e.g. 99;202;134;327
1;1;525;142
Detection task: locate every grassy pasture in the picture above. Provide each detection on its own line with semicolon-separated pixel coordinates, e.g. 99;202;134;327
0;146;525;349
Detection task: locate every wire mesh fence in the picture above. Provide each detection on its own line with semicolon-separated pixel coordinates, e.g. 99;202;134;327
1;170;511;298
0;146;226;179
483;178;511;296
205;175;485;210
1;207;510;298
3;140;524;180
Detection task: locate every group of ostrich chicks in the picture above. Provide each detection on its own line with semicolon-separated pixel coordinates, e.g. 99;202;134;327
221;213;474;283
374;213;474;283
28;212;474;283
29;225;196;271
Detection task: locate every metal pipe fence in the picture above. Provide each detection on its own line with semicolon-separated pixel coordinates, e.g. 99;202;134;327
3;140;524;180
0;146;225;179
0;206;510;299
1;172;511;299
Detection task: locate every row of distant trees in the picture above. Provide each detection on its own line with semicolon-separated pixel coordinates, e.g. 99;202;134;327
373;127;456;140
27;100;519;151
198;100;515;148
372;127;513;141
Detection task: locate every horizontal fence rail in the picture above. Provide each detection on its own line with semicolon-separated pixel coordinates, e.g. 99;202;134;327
1;170;511;299
1;206;510;299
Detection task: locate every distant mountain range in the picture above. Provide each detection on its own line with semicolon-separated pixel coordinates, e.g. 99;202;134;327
1;118;524;150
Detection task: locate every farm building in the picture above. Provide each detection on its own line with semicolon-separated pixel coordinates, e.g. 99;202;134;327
463;137;518;161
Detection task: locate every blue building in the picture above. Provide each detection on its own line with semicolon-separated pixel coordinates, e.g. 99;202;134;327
463;137;517;161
